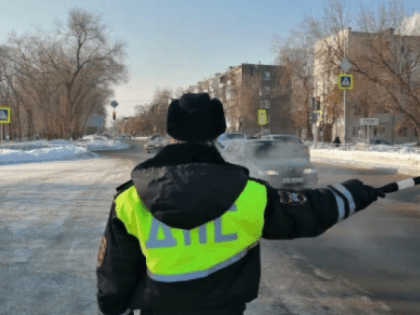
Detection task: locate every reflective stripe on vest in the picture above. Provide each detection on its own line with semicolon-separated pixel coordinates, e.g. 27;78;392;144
114;179;267;282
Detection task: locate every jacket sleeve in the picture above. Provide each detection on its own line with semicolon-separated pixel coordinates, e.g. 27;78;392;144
261;180;360;240
96;199;146;315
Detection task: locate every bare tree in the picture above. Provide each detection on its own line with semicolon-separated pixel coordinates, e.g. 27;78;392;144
307;0;420;139
139;88;173;135
272;20;316;139
0;7;128;140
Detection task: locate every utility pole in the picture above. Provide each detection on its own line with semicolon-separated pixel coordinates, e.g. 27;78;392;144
313;80;318;148
344;89;347;148
110;100;119;144
339;57;353;149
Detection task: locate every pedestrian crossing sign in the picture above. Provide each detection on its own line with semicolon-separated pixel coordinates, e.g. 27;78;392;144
258;109;267;125
337;73;353;90
316;109;323;127
0;106;11;124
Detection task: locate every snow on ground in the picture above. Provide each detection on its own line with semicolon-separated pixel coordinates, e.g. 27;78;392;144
0;156;393;315
0;137;130;165
131;136;149;141
310;145;420;175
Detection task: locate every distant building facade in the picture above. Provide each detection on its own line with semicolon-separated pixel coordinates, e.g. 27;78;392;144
190;63;294;136
314;27;420;144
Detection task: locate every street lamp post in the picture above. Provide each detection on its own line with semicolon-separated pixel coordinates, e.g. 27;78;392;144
110;100;119;144
339;58;352;149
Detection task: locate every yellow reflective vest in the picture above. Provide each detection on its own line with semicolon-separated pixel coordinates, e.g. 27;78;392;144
114;179;267;282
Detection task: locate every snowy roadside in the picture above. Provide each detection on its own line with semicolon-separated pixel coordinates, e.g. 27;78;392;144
0;136;131;166
310;147;420;176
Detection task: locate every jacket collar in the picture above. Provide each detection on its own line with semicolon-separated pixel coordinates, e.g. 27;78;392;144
137;143;231;169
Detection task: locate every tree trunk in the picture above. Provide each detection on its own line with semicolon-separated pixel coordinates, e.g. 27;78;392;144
27;109;34;138
306;113;313;140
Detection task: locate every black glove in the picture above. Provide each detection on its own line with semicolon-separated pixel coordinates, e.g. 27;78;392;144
341;179;386;211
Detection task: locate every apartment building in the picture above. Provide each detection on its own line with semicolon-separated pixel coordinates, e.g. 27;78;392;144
314;27;420;144
191;63;294;136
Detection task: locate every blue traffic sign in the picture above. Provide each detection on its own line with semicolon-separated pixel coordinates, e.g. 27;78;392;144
0;107;11;124
340;76;351;87
337;73;353;90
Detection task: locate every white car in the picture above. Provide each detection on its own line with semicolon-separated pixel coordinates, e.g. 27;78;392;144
220;138;318;189
217;133;248;149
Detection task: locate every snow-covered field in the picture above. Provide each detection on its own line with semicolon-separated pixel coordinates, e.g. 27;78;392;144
0;136;130;165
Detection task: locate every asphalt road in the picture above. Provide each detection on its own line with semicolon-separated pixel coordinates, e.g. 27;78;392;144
281;163;420;315
1;139;418;315
99;139;420;315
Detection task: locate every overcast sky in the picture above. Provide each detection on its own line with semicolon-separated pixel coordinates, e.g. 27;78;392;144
1;0;420;127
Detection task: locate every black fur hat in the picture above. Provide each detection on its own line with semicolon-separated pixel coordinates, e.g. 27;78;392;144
167;93;226;142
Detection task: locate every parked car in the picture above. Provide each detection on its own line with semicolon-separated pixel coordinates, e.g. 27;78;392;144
357;137;391;146
217;133;248;149
369;138;391;145
220;139;318;189
219;132;248;140
144;134;170;153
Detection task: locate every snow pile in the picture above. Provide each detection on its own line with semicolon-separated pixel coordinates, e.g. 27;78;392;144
82;139;130;151
81;135;109;141
0;138;130;165
0;146;95;165
311;148;420;172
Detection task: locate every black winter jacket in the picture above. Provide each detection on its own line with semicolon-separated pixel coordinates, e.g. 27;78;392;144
96;143;366;315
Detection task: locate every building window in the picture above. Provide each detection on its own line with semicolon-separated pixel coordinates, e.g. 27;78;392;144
375;125;387;137
260;100;270;109
353;126;364;137
264;72;271;80
226;89;235;101
250;67;253;76
264;86;270;95
399;127;408;137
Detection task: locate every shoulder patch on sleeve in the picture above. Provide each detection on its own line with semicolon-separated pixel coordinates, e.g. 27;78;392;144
279;190;307;206
97;236;107;267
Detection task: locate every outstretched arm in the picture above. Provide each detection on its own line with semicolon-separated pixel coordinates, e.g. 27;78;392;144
261;179;385;240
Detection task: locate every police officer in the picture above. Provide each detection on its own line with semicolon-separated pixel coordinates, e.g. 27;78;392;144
96;93;385;315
